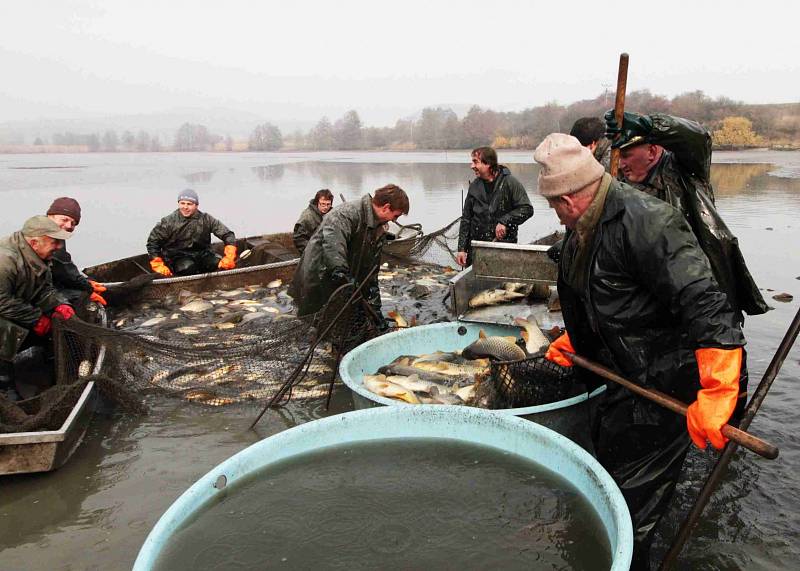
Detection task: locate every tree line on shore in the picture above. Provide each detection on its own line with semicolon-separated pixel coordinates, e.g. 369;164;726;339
9;90;800;153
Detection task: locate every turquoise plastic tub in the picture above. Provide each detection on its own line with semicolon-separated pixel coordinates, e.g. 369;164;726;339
339;321;605;449
133;406;632;570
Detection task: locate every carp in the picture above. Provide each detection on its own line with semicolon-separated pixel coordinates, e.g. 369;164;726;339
363;374;421;404
468;289;526;309
462;331;526;362
514;317;551;355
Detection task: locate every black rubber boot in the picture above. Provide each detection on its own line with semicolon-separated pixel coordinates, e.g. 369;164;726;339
0;360;21;402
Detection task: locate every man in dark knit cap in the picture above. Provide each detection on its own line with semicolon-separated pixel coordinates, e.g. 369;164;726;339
146;189;238;277
46;197;108;306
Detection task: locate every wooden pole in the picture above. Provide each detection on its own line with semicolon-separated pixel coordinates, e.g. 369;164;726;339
610;53;629;178
564;351;779;460
659;305;800;568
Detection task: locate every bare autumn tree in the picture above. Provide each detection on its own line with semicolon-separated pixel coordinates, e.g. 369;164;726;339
248;122;283;151
333;110;363;150
308;117;334;150
174;123;214;151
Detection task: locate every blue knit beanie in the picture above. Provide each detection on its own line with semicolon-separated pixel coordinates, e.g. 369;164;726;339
177;188;199;204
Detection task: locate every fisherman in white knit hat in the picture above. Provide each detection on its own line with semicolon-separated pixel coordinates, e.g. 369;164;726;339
535;133;749;570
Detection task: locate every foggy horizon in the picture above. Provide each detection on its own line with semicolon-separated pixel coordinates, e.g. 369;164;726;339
1;0;798;131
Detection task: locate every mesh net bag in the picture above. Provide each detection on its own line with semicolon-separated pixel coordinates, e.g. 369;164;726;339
490;354;579;409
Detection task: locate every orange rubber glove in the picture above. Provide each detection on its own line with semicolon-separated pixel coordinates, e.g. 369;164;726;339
218;245;237;270
686;347;743;450
89;292;107;306
544;331;575;367
149;257;173;277
32;314;52;336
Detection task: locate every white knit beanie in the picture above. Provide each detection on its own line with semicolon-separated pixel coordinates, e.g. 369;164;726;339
534;133;605;197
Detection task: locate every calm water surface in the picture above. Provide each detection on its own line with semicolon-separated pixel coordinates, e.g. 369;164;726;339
153;439;611;571
0;150;798;570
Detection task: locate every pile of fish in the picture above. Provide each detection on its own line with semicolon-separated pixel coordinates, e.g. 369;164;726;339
362;317;553;407
102;262;455;407
112;279;293;338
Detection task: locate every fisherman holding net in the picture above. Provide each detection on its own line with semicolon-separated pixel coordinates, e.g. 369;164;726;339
535;133;748;569
45;197;108;307
288;184;409;345
0;216;76;402
146;189;239;277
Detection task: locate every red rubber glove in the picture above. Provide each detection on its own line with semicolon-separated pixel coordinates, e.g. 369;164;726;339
149;257;173;277
687;347;742;450
544;331;575;367
218;245;237;270
52;304;75;320
89;280;106;294
32;314;52;336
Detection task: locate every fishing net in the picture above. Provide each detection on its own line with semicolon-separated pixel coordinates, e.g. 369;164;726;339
1;219;462;432
0;305;146;434
489;355;579;409
36;275;392;419
383;217;461;268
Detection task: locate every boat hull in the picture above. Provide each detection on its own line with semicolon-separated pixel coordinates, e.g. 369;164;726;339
0;381;97;475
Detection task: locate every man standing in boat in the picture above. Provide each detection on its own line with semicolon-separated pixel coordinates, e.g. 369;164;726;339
570;117;612;171
293;189;334;254
45;197;108;307
456;147;533;267
604;110;768;321
535;134;747;569
146;189;239;277
0;216;77;402
289;184;409;332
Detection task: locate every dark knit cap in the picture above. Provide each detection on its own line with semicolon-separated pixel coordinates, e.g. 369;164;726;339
177;188;199;204
46;197;82;225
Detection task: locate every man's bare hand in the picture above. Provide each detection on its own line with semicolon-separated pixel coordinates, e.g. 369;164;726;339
456;251;468;267
495;223;507;240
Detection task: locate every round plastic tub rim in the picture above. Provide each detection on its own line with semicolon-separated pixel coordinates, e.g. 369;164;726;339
339;321;606;416
133;406;633;570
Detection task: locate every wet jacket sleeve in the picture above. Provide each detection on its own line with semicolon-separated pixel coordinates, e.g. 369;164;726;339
293;209;316;254
648;113;712;183
293;221;310;254
50;247;92;292
625;207;744;348
496;176;533;227
0;261;43;327
208;215;236;246
457;194;475;252
320;211;354;274
146;218;169;258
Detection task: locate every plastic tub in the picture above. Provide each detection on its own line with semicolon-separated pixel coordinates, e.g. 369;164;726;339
339;321;605;449
133;406;632;570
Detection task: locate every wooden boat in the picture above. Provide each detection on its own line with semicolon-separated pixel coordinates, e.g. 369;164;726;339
0;307;107;476
83;227;424;302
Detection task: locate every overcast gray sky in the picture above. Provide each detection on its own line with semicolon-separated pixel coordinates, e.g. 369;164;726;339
1;0;798;126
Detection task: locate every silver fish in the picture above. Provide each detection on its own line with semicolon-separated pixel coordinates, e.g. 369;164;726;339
468;288;526;309
514;317;550;355
180;300;214;313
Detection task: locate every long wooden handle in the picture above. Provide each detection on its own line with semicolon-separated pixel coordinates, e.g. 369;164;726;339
565;351;779;460
609;52;629;178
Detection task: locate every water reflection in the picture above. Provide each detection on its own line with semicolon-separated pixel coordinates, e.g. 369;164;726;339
251;164;285;181
183;171;215;184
